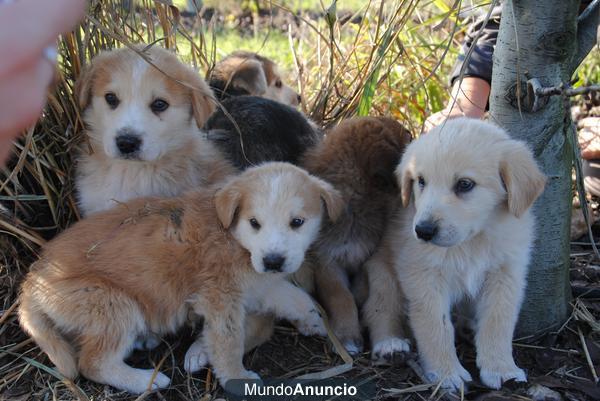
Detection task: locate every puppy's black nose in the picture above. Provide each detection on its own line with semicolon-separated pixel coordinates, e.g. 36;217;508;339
115;133;142;155
415;221;438;242
263;254;285;272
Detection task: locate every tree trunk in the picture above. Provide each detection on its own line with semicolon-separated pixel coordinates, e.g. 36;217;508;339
489;0;584;337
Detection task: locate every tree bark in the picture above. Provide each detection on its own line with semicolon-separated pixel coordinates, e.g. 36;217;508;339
574;0;599;69
489;0;584;337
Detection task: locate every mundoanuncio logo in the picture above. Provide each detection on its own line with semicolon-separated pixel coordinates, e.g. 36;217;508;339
224;378;375;401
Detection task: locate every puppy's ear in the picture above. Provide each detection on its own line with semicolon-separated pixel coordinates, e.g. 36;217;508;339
229;59;268;96
397;159;413;208
500;141;546;217
214;183;242;229
191;83;216;128
315;178;345;222
74;62;98;110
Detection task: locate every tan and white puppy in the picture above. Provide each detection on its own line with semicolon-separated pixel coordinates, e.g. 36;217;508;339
364;118;546;390
75;45;227;216
208;51;301;106
19;163;342;394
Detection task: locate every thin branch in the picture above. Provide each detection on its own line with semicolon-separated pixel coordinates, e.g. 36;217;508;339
577;326;599;384
536;83;600;97
574;0;599;70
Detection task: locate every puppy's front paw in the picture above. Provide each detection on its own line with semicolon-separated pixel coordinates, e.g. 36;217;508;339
371;337;411;365
424;363;472;391
133;333;161;350
184;341;208;373
479;365;526;389
341;337;364;356
295;308;326;337
125;369;171;393
151;371;172;390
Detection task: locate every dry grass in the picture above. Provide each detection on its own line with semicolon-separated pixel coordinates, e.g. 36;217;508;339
1;0;599;400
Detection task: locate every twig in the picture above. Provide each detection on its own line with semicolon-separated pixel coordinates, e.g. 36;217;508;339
513;342;581;355
536;84;600;98
382;383;434;397
566;111;600;261
133;390;152;401
577;326;598;384
0;300;18;326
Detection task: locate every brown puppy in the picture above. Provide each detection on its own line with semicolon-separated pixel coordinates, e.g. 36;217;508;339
19;163;343;394
208;51;301;106
301;117;412;354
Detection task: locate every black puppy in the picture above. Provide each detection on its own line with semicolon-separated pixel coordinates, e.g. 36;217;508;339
204;96;321;169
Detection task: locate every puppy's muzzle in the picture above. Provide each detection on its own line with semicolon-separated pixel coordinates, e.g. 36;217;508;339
115;130;142;157
262;253;285;272
415;221;438;242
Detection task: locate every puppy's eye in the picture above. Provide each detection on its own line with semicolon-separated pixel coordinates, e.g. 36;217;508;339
249;218;261;230
455;178;475;194
150;98;169;113
104;92;119;109
290;218;304;229
275;79;282;88
417;176;426;189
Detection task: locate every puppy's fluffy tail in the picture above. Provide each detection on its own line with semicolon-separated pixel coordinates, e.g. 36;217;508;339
18;287;78;379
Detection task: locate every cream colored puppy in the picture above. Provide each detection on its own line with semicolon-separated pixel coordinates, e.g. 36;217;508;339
19;163;341;394
364;118;546;390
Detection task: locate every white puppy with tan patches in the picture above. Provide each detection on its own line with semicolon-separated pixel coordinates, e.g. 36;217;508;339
183;166;337;373
364;118;546;391
75;46;230;216
19;163;339;394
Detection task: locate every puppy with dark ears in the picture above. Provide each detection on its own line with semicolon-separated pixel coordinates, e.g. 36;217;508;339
208;51;301;107
365;118;545;390
209;56;268;99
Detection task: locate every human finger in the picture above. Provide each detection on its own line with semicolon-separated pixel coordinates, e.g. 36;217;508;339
0;56;53;138
0;0;85;78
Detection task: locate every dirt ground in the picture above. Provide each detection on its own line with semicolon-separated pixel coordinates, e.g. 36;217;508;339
1;210;599;401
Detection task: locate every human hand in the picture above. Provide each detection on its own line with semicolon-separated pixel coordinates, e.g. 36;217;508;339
578;117;600;159
423;76;490;133
0;0;86;163
423;105;468;133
